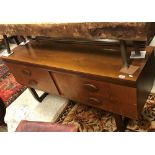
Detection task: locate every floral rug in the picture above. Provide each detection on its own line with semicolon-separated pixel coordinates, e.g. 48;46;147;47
56;93;155;132
0;59;26;132
0;73;26;107
0;59;26;131
0;60;26;107
0;60;9;79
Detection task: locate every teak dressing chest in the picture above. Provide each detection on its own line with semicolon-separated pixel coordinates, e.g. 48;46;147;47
1;22;155;131
2;39;155;131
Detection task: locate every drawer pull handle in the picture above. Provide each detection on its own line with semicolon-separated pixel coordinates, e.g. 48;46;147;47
28;80;38;86
83;83;98;92
22;69;31;76
87;97;101;104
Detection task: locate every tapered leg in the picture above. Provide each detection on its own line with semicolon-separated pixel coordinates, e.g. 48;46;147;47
114;114;124;131
113;114;129;132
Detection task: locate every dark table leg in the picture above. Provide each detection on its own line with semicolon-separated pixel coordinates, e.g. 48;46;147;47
28;88;48;102
3;35;11;54
120;40;129;69
113;114;129;132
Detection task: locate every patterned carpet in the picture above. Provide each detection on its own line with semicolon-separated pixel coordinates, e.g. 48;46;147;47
0;59;26;131
0;60;8;78
0;60;26;107
56;94;155;132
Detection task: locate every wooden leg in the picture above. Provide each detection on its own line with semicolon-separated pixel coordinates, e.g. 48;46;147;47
113;114;129;132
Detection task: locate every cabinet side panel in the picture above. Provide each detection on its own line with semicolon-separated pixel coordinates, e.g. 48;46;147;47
137;49;155;118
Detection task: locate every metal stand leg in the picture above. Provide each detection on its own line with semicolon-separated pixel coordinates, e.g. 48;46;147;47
133;41;141;56
20;36;26;43
120;40;129;68
119;40;140;74
3;35;11;54
12;36;21;45
28;88;48;102
27;36;33;39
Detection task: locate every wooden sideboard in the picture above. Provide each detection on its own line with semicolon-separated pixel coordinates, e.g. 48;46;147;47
2;39;155;131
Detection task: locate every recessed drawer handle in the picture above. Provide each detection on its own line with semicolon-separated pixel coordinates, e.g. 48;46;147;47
83;83;98;92
28;80;38;86
87;97;101;104
22;69;31;76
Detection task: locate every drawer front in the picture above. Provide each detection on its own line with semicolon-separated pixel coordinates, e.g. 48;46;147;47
5;61;59;95
53;72;138;119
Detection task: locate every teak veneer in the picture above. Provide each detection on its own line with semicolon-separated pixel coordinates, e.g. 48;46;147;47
2;40;155;131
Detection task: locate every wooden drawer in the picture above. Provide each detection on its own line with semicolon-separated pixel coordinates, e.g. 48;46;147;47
53;72;138;119
5;61;59;95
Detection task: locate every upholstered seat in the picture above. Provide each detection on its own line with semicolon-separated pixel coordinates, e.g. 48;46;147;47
16;120;78;132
